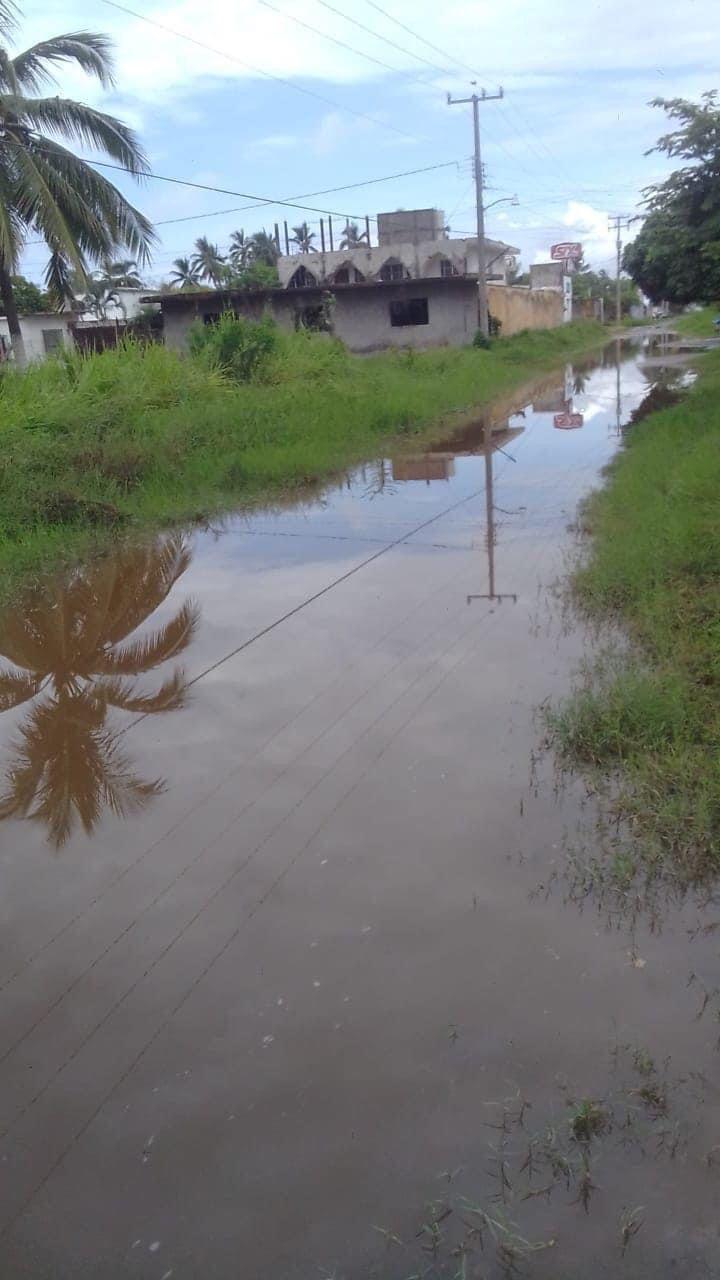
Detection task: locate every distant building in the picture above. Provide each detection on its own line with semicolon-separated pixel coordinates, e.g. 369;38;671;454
0;311;77;362
277;207;518;291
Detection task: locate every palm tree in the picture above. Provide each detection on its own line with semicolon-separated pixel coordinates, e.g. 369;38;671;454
340;220;367;250
169;256;201;290
0;3;155;365
98;256;143;288
290;222;316;254
0;533;200;848
170;256;201;290
80;276;119;321
229;229;250;271
249;229;279;266
191;236;226;288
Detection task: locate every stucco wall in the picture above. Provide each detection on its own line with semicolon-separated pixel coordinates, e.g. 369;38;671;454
0;313;75;361
487;285;564;335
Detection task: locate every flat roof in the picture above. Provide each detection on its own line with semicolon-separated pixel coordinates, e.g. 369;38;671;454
141;275;486;306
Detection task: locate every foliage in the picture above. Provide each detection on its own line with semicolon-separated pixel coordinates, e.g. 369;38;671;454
623;93;720;304
0;321;603;597
226;260;279;290
190;237;226;287
339;220;367;249
8;274;49;313
573;267;638;316
248;229;279;267
169;256;201;290
0;3;154;323
549;348;720;879
188;311;278;381
290;222;316;253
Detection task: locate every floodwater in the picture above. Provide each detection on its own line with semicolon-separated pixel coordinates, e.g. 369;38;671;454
0;336;717;1278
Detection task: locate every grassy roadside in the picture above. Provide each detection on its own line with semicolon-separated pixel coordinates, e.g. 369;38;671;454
548;347;720;885
673;304;719;337
0;319;603;600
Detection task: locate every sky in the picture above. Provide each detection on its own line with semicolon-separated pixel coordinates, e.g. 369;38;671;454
14;0;719;286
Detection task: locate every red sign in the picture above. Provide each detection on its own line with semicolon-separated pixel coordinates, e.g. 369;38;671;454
554;412;584;429
550;242;582;261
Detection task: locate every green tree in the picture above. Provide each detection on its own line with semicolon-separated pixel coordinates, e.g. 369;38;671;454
98;256;142;288
290;222;316;254
8;273;47;312
0;2;154;364
80;276;120;320
249;228;279;266
229;229;250;270
169;256;201;289
623;92;720;304
339;220;367;249
190;236;226;287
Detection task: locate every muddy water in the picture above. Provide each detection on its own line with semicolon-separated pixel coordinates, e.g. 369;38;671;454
0;337;717;1278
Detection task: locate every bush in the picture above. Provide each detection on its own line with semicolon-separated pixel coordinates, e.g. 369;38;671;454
189;312;278;381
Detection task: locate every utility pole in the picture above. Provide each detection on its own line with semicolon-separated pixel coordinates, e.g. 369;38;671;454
608;214;635;324
448;86;503;339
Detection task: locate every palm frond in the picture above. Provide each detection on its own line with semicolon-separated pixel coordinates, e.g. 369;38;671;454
0;668;42;711
99;599;200;675
11;32;115;93
95;667;190;713
7;95;149;173
0;0;18;42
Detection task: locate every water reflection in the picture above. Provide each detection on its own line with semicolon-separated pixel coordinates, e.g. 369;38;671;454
0;534;199;847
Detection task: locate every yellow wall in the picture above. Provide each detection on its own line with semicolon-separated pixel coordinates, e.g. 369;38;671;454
487;285;564;335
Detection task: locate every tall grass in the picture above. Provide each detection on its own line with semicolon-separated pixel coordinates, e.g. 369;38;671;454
0;320;603;595
549;348;720;880
673;305;720;337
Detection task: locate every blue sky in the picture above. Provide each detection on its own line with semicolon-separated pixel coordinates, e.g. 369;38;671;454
16;0;718;285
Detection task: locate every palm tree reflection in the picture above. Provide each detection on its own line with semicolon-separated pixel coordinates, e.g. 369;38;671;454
0;535;199;847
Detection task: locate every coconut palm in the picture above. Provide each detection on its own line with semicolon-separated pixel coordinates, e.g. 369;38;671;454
339;220;367;250
80;276;119;321
290;222;316;254
249;228;279;266
169;256;201;290
191;236;226;287
0;3;155;364
0;533;200;847
229;229;250;271
98;256;143;288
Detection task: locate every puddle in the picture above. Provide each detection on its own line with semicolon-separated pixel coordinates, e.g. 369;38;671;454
0;337;717;1278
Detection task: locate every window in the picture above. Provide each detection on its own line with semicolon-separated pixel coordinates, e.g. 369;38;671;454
380;260;406;282
333;266;365;284
389;298;429;327
42;328;64;353
439;259;459;277
288;265;317;289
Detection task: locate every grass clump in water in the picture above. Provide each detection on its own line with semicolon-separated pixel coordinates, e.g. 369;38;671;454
0;318;603;597
549;348;720;882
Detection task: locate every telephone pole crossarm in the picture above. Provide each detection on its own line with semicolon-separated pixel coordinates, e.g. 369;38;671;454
447;87;504;339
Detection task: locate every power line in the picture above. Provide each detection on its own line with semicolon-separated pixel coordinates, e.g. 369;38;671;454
314;0;448;76
363;0;479;76
255;0;423;81
151;158;464;228
98;0;419;142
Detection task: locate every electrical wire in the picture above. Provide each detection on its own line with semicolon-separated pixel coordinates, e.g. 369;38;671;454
255;0;426;81
314;0;448;76
98;0;420;142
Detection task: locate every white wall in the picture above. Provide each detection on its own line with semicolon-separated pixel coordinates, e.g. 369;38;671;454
0;313;75;362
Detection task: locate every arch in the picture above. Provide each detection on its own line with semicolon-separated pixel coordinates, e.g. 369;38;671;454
378;257;407;283
287;265;318;289
331;262;366;285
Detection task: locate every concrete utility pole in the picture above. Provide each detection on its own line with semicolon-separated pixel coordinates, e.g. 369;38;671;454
608;214;635;324
448;86;504;339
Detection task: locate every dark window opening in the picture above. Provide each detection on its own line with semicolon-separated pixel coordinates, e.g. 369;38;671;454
288;265;317;288
440;258;459;277
389;297;429;327
333;266;365;284
380;260;406;282
202;312;222;325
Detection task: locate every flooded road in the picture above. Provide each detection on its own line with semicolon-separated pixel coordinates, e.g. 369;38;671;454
0;337;717;1278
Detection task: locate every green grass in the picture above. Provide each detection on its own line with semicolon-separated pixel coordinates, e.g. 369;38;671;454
0;320;603;599
548;347;720;882
673;304;720;337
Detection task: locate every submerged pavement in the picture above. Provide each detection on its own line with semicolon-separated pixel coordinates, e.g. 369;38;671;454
0;337;718;1278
